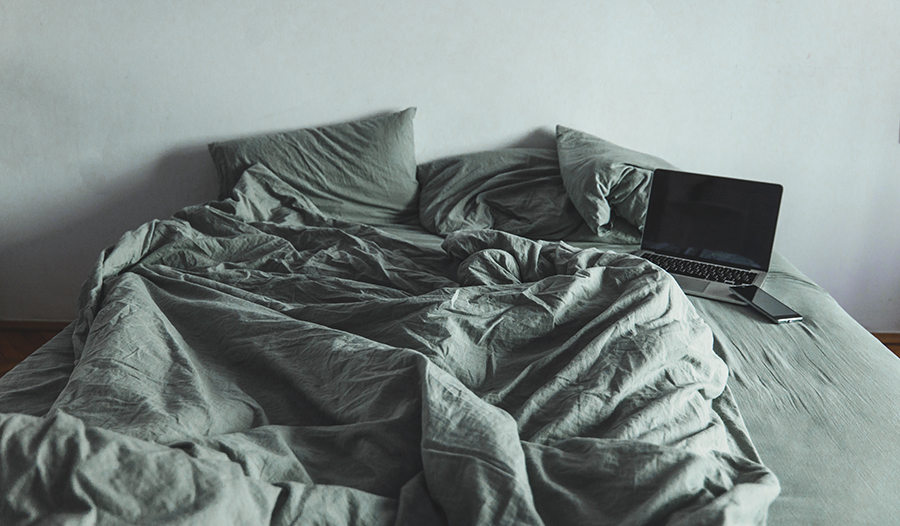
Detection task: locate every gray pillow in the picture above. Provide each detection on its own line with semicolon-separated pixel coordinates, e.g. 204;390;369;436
417;148;584;240
556;125;674;234
208;108;419;226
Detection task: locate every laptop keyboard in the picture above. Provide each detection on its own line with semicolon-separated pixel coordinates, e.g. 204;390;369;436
643;253;756;285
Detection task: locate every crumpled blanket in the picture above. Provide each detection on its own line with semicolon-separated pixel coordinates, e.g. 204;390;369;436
0;167;778;525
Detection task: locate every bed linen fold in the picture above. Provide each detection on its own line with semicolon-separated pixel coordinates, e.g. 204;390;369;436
0;167;777;525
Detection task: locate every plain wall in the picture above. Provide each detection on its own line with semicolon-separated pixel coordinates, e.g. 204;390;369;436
2;0;899;330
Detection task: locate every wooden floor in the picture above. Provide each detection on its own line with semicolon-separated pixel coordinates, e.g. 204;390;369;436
872;332;900;359
1;324;900;379
0;322;68;378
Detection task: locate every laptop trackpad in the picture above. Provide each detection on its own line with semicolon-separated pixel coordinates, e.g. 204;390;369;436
673;275;709;293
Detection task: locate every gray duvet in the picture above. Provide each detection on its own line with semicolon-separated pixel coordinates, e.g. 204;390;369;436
0;170;778;525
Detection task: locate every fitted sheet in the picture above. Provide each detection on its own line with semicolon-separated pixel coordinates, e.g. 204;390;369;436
689;254;900;525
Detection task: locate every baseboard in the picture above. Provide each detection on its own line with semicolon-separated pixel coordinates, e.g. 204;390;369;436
0;320;72;331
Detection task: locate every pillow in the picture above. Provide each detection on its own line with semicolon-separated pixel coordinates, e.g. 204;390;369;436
556;125;674;234
417;148;584;240
208;108;419;226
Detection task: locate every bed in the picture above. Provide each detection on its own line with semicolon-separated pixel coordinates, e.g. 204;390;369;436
1;108;898;525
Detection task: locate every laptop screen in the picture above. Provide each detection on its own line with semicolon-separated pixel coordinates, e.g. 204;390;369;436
641;169;783;271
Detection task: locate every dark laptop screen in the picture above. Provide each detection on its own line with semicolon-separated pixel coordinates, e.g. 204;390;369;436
641;169;783;271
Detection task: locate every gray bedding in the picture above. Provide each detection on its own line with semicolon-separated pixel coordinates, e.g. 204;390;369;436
0;169;781;525
690;255;900;525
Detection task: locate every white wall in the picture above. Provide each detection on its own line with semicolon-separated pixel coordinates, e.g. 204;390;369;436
2;0;899;330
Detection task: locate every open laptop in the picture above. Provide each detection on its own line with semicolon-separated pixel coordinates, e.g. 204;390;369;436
637;168;783;304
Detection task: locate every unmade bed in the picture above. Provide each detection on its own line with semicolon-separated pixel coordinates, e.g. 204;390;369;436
1;108;898;525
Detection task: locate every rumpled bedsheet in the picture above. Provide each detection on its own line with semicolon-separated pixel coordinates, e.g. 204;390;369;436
0;169;778;525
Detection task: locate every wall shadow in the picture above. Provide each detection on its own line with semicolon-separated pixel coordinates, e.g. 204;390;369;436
500;127;556;150
0;143;219;321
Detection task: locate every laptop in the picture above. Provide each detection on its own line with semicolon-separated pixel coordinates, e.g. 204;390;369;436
637;168;783;304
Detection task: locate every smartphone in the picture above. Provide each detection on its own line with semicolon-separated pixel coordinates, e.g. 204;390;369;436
729;285;803;324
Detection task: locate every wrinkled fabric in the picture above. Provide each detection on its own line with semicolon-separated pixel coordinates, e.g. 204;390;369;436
416;148;584;239
556;125;675;237
0;167;777;525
